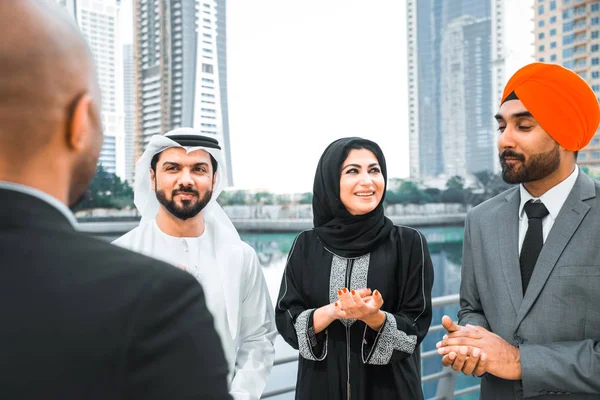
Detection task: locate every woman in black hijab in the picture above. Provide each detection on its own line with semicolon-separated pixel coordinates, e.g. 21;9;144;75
276;137;434;400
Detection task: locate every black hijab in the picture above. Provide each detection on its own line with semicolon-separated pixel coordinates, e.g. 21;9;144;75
312;137;394;258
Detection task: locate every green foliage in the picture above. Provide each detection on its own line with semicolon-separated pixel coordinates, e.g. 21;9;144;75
446;175;465;190
384;171;513;207
580;165;600;180
254;191;274;205
385;180;432;205
217;190;248;206
467;170;513;206
73;164;134;211
299;192;313;204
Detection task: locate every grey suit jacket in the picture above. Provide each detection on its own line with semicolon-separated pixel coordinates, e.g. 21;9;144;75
458;169;600;399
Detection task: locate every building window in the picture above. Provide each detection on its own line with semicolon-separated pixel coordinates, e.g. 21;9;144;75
593;44;600;52
539;57;546;62
202;63;213;73
550;28;557;36
550;54;557;61
593;17;600;25
550;0;556;10
563;47;575;58
563;8;574;19
539;44;546;52
539;32;545;39
563;21;574;32
592;57;600;65
538;5;545;14
593;2;600;12
539;20;545;28
550;41;557;48
593;30;600;39
550;16;557;24
564;34;575;45
593;71;600;79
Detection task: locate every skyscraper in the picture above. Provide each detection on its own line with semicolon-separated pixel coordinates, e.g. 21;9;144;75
55;0;126;179
123;43;136;184
215;0;233;185
534;0;600;171
134;0;232;186
407;0;533;179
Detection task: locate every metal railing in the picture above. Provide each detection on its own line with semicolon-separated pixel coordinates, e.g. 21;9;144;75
262;294;480;399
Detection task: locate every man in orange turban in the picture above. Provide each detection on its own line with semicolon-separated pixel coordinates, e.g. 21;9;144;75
437;62;600;399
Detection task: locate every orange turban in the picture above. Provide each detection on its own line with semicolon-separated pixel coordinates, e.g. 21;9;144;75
501;62;600;151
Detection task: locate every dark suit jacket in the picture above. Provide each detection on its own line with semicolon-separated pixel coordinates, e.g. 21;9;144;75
0;188;232;399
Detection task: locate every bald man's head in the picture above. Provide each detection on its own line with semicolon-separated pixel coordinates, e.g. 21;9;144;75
0;0;103;206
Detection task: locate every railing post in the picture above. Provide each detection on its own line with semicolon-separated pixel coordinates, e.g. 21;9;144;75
434;367;458;400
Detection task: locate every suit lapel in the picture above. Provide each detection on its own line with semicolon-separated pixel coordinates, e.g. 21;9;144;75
495;189;523;314
515;171;595;329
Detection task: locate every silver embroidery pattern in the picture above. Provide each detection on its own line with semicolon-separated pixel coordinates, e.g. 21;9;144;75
328;254;370;327
294;309;327;361
350;254;369;296
329;256;347;303
363;311;417;365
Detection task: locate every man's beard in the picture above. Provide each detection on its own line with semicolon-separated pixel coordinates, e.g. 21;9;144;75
156;185;212;220
499;144;561;184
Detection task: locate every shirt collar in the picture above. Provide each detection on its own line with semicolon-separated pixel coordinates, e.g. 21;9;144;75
518;166;579;221
0;181;78;227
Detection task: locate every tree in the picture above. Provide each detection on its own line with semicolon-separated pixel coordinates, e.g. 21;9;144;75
467;170;513;206
386;180;432;205
440;187;466;204
299;192;313;204
424;188;442;202
254;191;274;205
218;190;248;206
446;175;465;190
73;164;134;211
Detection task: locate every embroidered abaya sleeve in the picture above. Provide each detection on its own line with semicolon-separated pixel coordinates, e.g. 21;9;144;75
275;233;328;361
361;229;434;365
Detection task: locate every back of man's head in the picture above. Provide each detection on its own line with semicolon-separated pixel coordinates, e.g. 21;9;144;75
0;0;103;207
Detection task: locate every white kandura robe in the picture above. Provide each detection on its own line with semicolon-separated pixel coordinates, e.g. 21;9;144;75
113;219;277;400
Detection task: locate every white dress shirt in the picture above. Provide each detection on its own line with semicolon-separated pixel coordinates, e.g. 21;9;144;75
518;167;579;254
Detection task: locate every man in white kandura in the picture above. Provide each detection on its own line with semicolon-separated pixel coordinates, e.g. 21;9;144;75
113;128;276;400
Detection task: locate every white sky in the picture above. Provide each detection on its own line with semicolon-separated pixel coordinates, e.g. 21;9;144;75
119;0;533;193
226;0;408;193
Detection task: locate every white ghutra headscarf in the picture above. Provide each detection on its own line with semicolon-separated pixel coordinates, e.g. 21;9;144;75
134;127;239;238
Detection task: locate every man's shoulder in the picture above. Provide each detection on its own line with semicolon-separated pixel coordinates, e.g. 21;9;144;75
79;232;187;277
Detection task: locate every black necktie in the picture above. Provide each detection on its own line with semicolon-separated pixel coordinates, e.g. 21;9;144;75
520;200;549;294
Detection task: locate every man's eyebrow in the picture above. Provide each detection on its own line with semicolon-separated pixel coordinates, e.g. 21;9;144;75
495;111;533;121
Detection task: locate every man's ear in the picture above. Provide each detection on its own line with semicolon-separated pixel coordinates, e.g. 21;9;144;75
67;93;94;151
150;168;156;191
